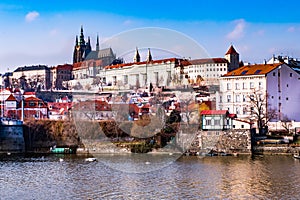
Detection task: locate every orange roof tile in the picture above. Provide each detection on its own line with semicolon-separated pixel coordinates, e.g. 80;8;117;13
222;63;282;77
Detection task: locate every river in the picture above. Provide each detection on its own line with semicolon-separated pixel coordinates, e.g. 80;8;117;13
1;154;300;199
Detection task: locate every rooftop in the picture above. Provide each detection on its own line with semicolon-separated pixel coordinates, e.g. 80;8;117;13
222;63;282;77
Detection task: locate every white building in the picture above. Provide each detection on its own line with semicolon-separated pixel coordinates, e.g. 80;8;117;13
217;63;300;122
181;45;239;85
187;58;229;85
103;57;189;90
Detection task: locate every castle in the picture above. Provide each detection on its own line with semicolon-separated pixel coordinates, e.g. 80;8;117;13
72;26;117;67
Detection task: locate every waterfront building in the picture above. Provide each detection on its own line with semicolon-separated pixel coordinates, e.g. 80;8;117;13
217;62;300;124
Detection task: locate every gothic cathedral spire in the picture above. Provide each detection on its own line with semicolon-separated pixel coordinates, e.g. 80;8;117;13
96;34;100;51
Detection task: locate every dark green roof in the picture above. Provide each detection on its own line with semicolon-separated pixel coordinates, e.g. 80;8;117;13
14;65;49;72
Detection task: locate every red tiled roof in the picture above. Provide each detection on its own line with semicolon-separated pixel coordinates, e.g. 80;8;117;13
190;58;228;65
200;110;228;115
222;63;282;77
6;94;17;101
225;45;238;55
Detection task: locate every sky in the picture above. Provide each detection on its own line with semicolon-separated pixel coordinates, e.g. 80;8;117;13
0;0;300;73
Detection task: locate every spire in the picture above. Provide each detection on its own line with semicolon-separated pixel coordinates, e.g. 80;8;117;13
79;25;85;45
134;47;140;62
96;34;100;51
147;48;152;62
75;35;78;46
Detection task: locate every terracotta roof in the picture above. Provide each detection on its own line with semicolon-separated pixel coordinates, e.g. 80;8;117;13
190;58;228;65
222;63;282;77
200;110;228;115
6;94;17;101
225;45;238;55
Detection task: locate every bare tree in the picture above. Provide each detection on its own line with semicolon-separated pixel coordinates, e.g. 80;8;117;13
248;90;277;134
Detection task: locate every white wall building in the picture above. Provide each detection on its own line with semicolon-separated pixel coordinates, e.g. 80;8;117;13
217;63;300;122
103;57;188;89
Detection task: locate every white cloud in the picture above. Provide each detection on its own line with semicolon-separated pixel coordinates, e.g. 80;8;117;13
25;11;39;22
123;19;134;26
287;26;296;33
49;29;58;36
227;19;246;40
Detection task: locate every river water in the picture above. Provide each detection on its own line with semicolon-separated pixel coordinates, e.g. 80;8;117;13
1;154;300;200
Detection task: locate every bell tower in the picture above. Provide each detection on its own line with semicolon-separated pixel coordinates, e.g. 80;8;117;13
225;45;239;71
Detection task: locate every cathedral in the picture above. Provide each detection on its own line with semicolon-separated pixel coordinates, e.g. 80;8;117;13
72;26;117;67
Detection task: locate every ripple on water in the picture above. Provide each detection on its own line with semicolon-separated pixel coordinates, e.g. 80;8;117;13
1;154;300;199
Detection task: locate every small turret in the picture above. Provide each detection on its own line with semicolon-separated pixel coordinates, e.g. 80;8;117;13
134;47;141;63
147;48;152;62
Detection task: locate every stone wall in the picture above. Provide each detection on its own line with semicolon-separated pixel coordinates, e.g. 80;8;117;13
187;129;251;154
0;124;24;153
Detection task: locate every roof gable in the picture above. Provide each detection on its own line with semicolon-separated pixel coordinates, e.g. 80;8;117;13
6;94;17;101
225;45;239;55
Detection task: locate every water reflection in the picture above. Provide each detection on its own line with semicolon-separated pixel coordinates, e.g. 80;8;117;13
1;154;300;199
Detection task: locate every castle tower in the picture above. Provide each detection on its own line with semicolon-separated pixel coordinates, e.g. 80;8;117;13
134;47;141;62
225;45;239;71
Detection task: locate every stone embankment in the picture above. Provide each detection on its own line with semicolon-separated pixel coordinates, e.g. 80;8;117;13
184;129;252;155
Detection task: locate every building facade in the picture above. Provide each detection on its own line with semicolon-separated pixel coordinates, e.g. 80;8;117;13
50;64;73;90
217;63;300;122
13;65;51;90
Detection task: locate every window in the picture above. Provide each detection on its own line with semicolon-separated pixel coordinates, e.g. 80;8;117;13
243;108;247;115
206;119;211;125
236;95;240;102
278;72;280;77
287;84;289;88
227;95;231;102
235;83;240;90
286;97;289;101
236;107;240;114
219;96;222;103
250;82;254;89
243;95;246;102
250;94;254;100
273;72;276;76
123;75;128;84
243;82;247;89
215;120;220;126
241;125;244;128
290;73;293;77
227;83;231;90
259;82;263;89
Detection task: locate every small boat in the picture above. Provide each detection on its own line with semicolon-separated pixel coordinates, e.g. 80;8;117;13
293;154;300;159
85;157;97;162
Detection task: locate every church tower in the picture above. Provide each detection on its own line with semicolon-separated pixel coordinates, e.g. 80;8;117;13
73;26;89;63
134;47;141;62
225;45;239;71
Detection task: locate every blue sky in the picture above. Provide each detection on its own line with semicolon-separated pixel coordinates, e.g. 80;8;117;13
0;0;300;72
